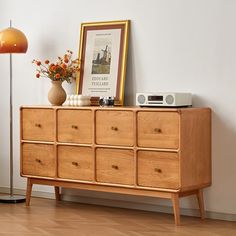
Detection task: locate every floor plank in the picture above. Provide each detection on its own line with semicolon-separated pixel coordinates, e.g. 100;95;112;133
0;197;235;235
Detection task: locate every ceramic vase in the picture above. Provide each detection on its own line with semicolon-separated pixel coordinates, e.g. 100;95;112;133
48;80;66;106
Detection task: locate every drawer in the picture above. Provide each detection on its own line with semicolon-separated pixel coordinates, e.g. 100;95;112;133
137;111;179;149
96;110;134;146
57;109;92;144
22;143;55;177
96;148;134;185
21;108;54;141
58;145;93;181
137;151;179;189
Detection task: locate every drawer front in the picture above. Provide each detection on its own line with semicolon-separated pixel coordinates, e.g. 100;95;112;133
137;151;179;189
22;143;55;177
58;146;93;181
57;109;92;144
96;148;134;185
96;110;134;146
22;108;54;141
137;111;179;149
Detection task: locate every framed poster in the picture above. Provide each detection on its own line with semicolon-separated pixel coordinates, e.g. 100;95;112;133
76;20;130;105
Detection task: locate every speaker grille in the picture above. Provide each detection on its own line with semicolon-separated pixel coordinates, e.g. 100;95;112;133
165;95;174;105
137;94;146;104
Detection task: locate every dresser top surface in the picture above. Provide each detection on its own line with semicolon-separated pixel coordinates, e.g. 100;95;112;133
20;105;210;113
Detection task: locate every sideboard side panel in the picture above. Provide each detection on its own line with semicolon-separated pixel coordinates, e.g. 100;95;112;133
180;108;211;190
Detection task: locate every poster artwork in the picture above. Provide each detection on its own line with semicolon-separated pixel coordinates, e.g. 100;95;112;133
92;38;112;74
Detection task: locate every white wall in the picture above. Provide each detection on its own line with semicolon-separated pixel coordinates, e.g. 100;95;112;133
0;0;235;216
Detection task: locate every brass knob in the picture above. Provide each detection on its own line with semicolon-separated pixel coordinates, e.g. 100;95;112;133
154;168;162;173
35;158;42;164
111;164;119;170
71;125;78;129
72;161;79;166
111;126;118;131
35;123;41;128
154;128;162;133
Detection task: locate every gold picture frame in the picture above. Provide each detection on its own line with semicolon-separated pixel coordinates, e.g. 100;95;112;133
76;20;130;105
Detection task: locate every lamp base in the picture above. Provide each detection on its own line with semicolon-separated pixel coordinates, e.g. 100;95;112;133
0;195;26;203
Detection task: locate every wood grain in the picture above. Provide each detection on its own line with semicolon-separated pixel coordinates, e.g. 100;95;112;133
58;145;93;181
57;109;93;144
1;196;235;236
137;111;179;149
179;108;211;189
172;193;180;226
95;110;134;146
21;108;55;141
96;148;135;185
137;150;180;189
22;143;55;177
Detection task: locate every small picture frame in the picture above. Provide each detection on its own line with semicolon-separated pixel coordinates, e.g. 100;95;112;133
76;20;130;105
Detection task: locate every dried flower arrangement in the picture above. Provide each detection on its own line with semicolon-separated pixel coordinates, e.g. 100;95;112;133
32;50;80;83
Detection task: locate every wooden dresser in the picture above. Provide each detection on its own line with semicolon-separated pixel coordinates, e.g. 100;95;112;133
20;106;211;225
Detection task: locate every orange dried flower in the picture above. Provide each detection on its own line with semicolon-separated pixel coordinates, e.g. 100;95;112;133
49;65;56;72
36;61;41;66
45;60;50;64
64;58;69;63
36;73;40;78
55;73;60;79
61;64;67;70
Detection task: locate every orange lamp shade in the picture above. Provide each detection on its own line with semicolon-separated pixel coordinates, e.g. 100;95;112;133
0;27;28;53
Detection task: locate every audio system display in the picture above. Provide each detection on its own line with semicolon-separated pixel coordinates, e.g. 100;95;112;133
148;96;163;101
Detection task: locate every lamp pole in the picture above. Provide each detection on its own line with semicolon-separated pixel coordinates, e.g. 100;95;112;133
10;53;13;197
9;19;14;197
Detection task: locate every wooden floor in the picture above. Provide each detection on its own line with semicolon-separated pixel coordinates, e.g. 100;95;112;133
0;197;235;236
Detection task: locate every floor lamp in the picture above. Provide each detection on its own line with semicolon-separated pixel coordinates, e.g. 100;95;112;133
0;21;28;203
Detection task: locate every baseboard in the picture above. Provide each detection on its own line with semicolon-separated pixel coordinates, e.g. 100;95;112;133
0;187;55;200
61;193;236;222
0;187;235;222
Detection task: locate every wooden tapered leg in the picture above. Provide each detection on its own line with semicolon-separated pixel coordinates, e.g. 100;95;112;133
26;178;33;206
197;189;205;219
171;193;180;225
54;186;61;201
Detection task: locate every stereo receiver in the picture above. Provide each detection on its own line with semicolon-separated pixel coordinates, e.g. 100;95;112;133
136;92;192;107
